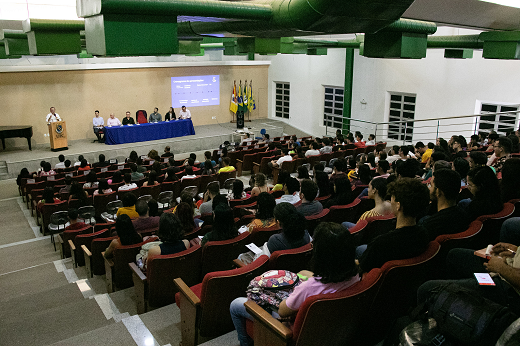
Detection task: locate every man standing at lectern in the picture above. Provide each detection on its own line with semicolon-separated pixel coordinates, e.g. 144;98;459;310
179;105;191;120
93;110;104;142
46;107;61;124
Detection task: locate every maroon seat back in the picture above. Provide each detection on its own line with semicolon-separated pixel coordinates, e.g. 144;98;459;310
74;228;110;266
181;176;201;191
200;232;250;279
290;268;383;345
147;245;202;308
93;191;117;219
256;156;273;175
363;242;441;344
304;208;330;236
42;201;68;234
328;198;361;224
240;152;257;173
199;174;218;192
61;225;93;258
198;255;270;337
356;196;375;220
475;202;515;248
364;145;376;154
249;224;281;247
117;187;139;201
268;242;313;272
359;214;396;245
139;184;161;200
91;236;117;275
217;170;237;186
112;240;150;290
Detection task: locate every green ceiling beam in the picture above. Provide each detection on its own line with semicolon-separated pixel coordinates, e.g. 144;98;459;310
0;41;7;59
307;47;328;55
363;31;428;59
178;40;201;54
480;31;520;59
0;30;30;56
427;35;482;49
444;49;473;59
23;19;84;55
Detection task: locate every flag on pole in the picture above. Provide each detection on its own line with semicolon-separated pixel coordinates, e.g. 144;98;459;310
237;83;245;112
243;81;248;109
230;83;238;113
248;81;256;112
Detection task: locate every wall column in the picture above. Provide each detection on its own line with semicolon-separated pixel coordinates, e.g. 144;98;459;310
342;48;354;133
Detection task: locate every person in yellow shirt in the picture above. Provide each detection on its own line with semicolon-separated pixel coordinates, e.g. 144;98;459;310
218;157;236;173
415;142;434;164
116;193;139;219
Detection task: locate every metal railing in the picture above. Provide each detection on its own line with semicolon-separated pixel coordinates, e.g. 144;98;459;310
326;110;519;145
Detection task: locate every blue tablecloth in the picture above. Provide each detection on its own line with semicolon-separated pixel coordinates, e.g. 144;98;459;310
104;119;195;145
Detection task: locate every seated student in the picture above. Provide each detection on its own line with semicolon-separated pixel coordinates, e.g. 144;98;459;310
272;170;290;192
357;178;430;274
218;157;236;173
344;135;356;149
130;164;144;181
451;135;468;160
55;154;66;169
305;142;320;157
63;208;86;231
127;150;138;164
163;167;180;182
468;150;488;170
92;154;110;168
118;173;138;191
501;158;520;203
142;171;159;187
324;177;355;209
77;159;91;172
387;145;401;164
161;146;173;158
172;191;201;217
148;149;161;162
145;213;190;264
296;166;310;181
329;159;348;184
319;138;333;154
247;192;277;232
93;179;113;196
37;186;61;213
59;175;73;195
314;170;330;197
183;153;199;166
417;242;520;315
199;182;220;215
83;170;99;189
296;179;323;217
109;170;123;185
135;158;147;173
459;166;503;221
200;151;216;168
270;148;292;169
74;155;86;167
366;134;376;146
349;164;372;187
228;179;248;200
148;199;160;217
375;159;391;179
452;157;470;186
201;159;217;175
276;177;301;205
250;173;270;197
175;202;198;234
17;168;32;187
180;166;197;182
104;214;142;259
394;158;421;179
132;200;160;232
267;202;311;253
38;162;56;177
419;169;470;241
116;193;139;219
242;132;253;144
68;182;89;206
491;136;513;173
200;204;239;246
354;133;366;148
231;222;360;346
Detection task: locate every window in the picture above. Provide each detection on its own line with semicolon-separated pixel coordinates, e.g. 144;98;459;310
388;92;416;142
478;103;519;136
275;82;290;119
323;86;344;129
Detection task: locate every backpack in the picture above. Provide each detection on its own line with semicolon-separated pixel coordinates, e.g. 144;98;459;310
246;270;300;308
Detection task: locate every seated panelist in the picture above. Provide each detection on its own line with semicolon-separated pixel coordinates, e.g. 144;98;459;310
93;110;104;142
122;111;135;125
165;107;176;121
106;113;121;127
149;107;162;123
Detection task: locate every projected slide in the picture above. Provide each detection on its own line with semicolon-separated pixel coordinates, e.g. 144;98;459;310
171;75;220;108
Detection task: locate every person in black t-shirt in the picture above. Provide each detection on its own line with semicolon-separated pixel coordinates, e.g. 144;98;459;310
358;178;430;273
419;169;470;241
122;111;135;125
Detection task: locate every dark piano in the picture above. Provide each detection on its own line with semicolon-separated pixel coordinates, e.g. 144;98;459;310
0;126;33;150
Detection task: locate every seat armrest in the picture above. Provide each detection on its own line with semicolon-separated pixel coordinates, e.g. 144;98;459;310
129;262;147;281
130;262;148;314
174;278;201;306
245;300;293;345
82;245;93;278
103;251;115;293
69;239;77;267
57;234;65;259
233;258;246;268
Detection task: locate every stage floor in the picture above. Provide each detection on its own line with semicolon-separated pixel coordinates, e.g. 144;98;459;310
0;118;308;178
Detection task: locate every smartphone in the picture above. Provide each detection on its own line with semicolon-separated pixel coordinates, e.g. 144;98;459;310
474;273;495;286
137;258;144;269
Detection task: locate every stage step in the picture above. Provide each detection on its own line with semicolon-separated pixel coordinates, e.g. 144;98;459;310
0;161;8;180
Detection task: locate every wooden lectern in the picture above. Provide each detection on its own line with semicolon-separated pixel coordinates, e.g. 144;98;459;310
48;121;68;151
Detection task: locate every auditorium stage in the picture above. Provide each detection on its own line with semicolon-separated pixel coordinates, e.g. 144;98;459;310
0;118;309;179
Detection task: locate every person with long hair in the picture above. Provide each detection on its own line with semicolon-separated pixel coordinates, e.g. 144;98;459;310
231;222;360;346
314;170;330;197
202;159;216;175
142;170;159;187
37;186;60;213
324;176;355;208
247;192;277;232
127;150;138;164
228;179;247;200
83;170;99;189
250;173;270;198
38;161;56;177
461;166;503;221
17;168;31;187
68;181;89;205
164;167;179;182
77;159;91;172
200;204;238;246
108;170;123;185
175;202;197;234
93;179;112;196
104;214;142;259
296;165;310;181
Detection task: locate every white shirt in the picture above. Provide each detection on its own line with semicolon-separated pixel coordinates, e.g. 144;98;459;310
387;154;401;164
181;174;197;181
118;183;138;191
107;117;122;126
46;113;61;123
55;162;65;169
276;193;301;205
305;149;320;157
93;117;104;128
366;140;376;146
179;109;191;119
276;155;293;167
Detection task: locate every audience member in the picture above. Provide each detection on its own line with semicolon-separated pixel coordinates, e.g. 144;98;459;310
246;192;277;232
69;182;89;206
272;170;290;192
500;158;520;203
161;146;173;158
77;159;91;172
314;170;330;197
305;142;320;157
93;179;112;196
55;155;66;169
452;157;470;186
63;208;86;231
132;200;160;232
270;148;292;169
228;180;247;200
174;202;197;234
38;161;56;177
118;173;138;191
358;177;392;221
200;183;220;215
37;186;60;213
490;136;512;173
130;163;144;181
145;213;190;264
92;154;110;168
104;214;142;259
83;170;99;189
200;204;238;246
460;166;503;221
250;173;270;197
109;170;123;185
116;193;139;218
324;177;355;208
276;177;301;205
468;150;488;169
218;157;236;173
296;179;323;216
142;171;159;187
296;165;310;181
